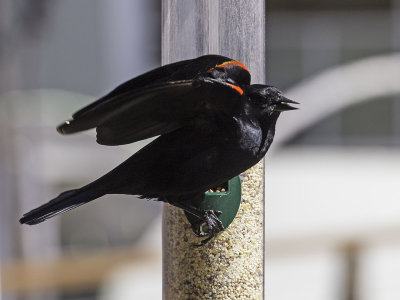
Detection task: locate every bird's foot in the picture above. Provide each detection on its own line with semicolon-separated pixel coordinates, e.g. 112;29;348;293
191;210;225;246
166;199;225;246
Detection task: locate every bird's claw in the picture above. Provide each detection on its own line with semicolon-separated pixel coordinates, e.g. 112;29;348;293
191;210;224;246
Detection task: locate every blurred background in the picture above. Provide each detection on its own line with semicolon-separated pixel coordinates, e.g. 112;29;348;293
0;0;399;300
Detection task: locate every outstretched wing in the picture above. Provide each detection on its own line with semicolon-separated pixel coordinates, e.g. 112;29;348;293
96;80;207;145
57;55;251;145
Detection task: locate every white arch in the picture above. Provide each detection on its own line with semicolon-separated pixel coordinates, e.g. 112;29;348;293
275;53;400;145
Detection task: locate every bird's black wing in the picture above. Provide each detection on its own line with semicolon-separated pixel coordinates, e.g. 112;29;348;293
61;79;245;145
57;55;233;134
97;80;207;145
56;55;251;145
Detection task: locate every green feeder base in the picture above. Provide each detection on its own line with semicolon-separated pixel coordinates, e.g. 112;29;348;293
185;176;242;232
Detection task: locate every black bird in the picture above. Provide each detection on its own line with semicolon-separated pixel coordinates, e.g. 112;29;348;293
19;55;297;243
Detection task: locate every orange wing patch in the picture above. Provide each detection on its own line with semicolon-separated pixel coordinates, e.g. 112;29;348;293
215;60;249;73
206;60;249;94
226;83;244;95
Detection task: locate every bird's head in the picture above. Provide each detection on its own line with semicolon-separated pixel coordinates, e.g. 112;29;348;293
246;85;298;116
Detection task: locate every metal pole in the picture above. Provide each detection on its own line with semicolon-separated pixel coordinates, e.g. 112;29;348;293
162;1;265;299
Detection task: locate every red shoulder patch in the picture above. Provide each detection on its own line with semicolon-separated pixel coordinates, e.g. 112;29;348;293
215;60;249;73
226;83;244;95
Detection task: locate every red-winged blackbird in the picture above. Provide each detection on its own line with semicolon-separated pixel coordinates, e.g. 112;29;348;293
19;55;297;243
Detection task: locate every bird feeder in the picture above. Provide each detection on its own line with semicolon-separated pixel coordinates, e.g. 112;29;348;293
162;1;265;299
184;175;242;233
163;161;264;299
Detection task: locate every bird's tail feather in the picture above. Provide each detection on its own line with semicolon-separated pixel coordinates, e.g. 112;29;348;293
19;188;104;225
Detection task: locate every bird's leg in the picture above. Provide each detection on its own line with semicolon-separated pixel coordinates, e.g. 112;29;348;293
168;200;225;245
191;210;225;246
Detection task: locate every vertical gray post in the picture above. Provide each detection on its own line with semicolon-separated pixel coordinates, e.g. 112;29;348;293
162;1;265;299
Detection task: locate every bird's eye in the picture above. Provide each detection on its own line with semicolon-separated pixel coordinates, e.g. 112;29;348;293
249;93;266;104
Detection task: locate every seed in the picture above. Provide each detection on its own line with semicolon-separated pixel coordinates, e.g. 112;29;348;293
163;160;264;299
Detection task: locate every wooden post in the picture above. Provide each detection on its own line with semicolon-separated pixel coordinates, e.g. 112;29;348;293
162;1;265;299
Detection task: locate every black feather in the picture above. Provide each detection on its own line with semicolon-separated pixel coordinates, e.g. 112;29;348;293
20;189;105;225
20;55;297;243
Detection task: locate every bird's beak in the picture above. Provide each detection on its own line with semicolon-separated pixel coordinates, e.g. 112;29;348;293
275;97;299;111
